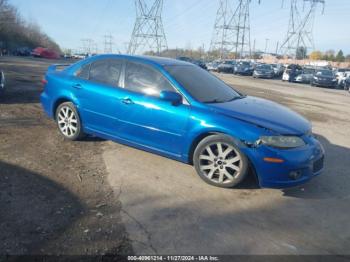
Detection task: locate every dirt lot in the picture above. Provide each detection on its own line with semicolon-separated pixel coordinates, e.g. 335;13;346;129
1;56;350;255
0;57;132;255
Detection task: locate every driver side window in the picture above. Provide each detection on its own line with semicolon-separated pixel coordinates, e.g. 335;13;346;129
124;61;175;97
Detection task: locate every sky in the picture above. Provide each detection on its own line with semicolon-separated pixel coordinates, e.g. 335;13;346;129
9;0;350;54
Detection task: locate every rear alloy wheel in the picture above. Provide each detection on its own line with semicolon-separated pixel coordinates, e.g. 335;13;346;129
56;102;84;141
193;135;248;188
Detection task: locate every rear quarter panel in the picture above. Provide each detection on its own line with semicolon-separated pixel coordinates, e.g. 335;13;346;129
41;71;79;119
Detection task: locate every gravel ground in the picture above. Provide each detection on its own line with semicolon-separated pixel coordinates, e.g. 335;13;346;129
0;57;132;255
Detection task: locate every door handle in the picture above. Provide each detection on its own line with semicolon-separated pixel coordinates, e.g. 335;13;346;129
121;98;134;105
72;84;82;89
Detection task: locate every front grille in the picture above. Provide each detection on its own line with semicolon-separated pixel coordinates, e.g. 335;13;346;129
313;156;324;173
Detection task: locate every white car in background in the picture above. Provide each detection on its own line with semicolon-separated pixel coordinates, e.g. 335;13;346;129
282;71;290;81
206;61;221;72
282;64;303;82
338;72;350;90
335;69;350;87
72;54;87;59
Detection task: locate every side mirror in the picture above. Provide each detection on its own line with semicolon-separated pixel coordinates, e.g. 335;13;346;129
160;91;183;105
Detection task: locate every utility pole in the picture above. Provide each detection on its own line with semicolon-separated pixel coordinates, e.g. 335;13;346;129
210;0;261;60
275;41;279;55
279;0;325;58
264;38;269;54
253;39;256;54
103;34;114;54
128;0;168;55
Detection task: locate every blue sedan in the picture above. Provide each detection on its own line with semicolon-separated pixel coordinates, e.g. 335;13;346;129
40;55;325;188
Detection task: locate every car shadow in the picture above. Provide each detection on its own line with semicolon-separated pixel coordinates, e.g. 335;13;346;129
80;135;107;142
0;160;84;255
282;134;350;199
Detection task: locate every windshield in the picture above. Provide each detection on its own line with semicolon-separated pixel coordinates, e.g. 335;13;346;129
303;68;315;74
316;70;333;76
164;65;241;103
257;65;272;70
239;62;250;66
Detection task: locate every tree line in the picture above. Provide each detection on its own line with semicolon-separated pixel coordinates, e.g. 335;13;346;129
309;50;349;62
0;0;60;53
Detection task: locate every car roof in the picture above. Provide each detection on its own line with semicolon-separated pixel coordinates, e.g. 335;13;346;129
88;54;192;67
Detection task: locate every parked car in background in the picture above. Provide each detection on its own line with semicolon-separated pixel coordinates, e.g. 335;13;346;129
0;70;5;95
217;60;236;73
177;57;207;70
347;78;350;92
72;54;87;59
335;68;350;79
14;47;32;56
335;68;350;87
41;54;324;189
282;64;303;82
271;64;284;78
338;72;350;90
32;47;60;59
345;76;350;91
295;68;316;84
234;61;254;76
311;69;337;88
192;60;207;70
253;64;274;79
206;61;220;72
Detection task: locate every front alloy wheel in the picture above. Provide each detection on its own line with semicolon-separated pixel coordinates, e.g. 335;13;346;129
194;135;248;188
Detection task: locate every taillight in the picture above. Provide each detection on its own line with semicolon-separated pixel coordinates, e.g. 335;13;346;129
41;78;48;85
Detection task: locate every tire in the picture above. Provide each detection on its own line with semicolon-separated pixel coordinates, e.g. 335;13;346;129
55;102;85;141
193;134;249;188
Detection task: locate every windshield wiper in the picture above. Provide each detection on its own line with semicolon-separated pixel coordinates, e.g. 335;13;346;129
204;95;246;104
203;99;224;104
227;95;247;102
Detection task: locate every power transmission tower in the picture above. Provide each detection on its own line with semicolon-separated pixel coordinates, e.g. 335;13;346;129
209;0;261;59
81;39;94;55
128;0;168;55
103;34;114;54
279;0;325;58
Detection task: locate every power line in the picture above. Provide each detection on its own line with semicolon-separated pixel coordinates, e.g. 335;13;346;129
128;0;168;55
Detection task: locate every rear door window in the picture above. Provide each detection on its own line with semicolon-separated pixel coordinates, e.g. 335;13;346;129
75;59;122;87
76;64;90;79
89;59;122;86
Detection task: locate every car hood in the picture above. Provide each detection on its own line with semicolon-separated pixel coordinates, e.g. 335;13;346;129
315;75;334;80
255;69;273;74
208;96;311;135
219;64;233;68
299;73;313;78
236;66;250;70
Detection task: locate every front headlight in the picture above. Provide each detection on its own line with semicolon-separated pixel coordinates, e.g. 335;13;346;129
259;136;306;149
313;76;318;80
